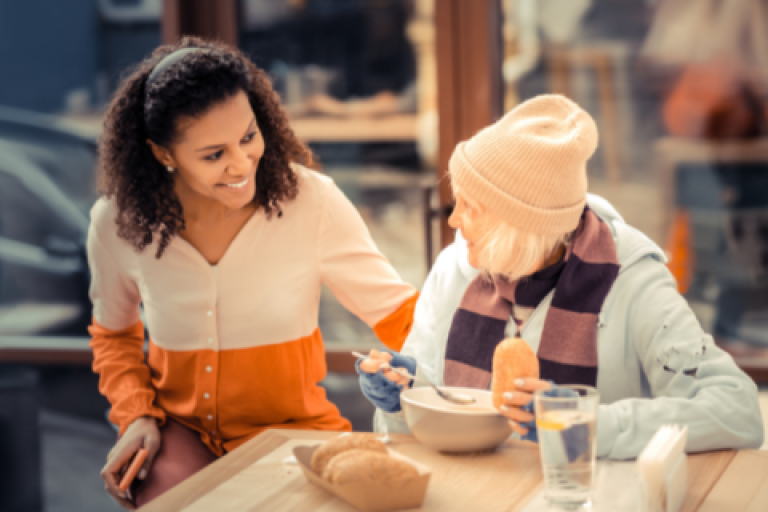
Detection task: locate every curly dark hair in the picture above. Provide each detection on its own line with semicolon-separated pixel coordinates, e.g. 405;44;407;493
99;36;314;258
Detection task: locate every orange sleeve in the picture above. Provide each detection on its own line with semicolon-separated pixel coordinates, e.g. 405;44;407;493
89;319;166;435
372;292;419;352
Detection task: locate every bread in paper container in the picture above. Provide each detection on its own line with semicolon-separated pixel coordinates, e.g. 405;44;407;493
310;434;388;477
293;440;432;512
322;449;419;485
491;337;540;410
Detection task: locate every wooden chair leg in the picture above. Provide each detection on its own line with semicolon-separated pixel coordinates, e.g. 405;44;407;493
595;54;622;184
546;50;571;98
423;185;434;271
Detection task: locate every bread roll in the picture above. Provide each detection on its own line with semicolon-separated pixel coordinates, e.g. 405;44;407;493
310;434;388;476
322;449;419;485
491;337;539;409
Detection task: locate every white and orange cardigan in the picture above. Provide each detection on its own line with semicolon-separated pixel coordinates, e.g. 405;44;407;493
87;165;418;456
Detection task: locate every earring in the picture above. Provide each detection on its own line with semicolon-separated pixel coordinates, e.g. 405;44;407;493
166;166;174;173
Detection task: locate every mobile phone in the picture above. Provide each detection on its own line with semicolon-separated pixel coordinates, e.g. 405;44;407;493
118;448;149;492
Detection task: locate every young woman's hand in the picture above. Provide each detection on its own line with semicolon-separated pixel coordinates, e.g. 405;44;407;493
356;348;417;412
101;416;162;509
498;378;553;438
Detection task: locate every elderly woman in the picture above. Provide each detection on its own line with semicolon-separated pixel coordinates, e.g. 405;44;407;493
357;94;764;459
89;38;418;508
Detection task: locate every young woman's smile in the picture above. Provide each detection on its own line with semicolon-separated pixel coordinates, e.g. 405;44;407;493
151;90;265;214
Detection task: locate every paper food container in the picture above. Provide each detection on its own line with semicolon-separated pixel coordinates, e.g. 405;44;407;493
293;444;432;512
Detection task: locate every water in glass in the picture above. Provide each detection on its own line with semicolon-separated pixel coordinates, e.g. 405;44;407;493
537;409;597;509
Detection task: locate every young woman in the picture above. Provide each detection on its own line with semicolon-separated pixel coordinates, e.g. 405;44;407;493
89;37;418;508
357;94;764;460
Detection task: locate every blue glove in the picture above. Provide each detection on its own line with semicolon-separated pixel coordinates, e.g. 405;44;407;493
520;386;578;439
520;386;590;462
520;399;539;443
355;349;418;413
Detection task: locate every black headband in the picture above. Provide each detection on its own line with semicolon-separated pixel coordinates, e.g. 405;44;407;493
146;47;206;90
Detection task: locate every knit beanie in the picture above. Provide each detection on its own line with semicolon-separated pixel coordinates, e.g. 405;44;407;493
449;94;599;235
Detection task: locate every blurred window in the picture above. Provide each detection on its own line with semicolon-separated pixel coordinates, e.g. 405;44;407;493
0;111;94;335
0;0;436;345
238;0;435;347
502;0;768;355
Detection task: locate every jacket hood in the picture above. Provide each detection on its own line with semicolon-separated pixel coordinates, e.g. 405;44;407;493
588;193;667;273
453;193;666;281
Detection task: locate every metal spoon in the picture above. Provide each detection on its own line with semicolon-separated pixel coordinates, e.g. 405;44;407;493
352;351;476;406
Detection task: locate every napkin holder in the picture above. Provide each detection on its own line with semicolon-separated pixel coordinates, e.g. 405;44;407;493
637;425;688;512
293;444;431;512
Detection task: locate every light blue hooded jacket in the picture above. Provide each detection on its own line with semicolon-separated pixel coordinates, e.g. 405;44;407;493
374;195;764;460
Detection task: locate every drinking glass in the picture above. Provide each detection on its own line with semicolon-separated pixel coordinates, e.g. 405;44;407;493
533;385;599;510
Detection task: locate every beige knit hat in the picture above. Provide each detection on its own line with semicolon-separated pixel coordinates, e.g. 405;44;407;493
449;94;598;235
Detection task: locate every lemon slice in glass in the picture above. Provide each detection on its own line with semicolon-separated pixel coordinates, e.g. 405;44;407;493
536;411;572;431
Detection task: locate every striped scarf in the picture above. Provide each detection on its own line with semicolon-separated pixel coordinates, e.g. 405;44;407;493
444;207;620;388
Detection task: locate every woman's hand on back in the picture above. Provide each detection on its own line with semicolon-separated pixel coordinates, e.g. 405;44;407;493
101;416;162;509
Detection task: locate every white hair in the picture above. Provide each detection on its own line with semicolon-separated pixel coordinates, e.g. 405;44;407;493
452;182;573;282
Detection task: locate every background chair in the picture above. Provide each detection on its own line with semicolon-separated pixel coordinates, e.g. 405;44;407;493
656;137;768;383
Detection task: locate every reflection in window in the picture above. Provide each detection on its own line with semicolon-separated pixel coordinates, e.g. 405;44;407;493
238;1;431;346
504;0;768;354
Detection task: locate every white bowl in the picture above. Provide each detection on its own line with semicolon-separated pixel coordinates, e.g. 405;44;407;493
400;386;512;453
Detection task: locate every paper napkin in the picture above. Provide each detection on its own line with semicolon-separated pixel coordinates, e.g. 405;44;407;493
637;424;688;512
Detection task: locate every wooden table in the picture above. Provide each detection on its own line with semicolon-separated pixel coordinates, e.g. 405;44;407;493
140;429;768;511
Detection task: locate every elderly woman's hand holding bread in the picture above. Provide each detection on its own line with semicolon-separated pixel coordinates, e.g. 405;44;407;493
492;337;553;440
